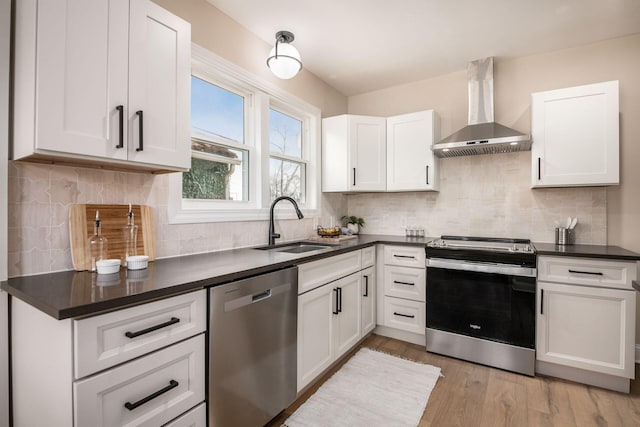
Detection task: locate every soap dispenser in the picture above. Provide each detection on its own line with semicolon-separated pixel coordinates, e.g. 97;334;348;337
87;210;108;272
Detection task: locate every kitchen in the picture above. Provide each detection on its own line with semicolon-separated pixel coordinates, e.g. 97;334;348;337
1;0;640;426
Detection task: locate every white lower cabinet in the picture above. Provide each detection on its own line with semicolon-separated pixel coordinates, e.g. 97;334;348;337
297;282;334;389
11;290;206;427
361;266;376;335
379;245;426;341
537;281;635;378
333;274;363;358
297;271;362;392
297;247;376;392
536;255;637;392
75;335;205;427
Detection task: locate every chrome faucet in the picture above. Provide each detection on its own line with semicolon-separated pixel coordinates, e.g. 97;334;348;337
269;196;304;245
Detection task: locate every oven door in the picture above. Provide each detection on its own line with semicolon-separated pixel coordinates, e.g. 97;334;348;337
426;258;536;349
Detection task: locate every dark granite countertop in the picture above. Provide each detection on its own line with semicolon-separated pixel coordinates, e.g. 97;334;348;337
533;242;640;261
1;234;432;320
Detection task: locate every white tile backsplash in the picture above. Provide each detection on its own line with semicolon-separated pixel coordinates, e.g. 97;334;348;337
348;151;606;244
7;152;606;277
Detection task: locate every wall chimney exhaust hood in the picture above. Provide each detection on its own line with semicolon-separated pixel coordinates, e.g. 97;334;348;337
432;57;530;158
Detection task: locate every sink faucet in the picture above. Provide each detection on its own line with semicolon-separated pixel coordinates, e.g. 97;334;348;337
269;196;304;245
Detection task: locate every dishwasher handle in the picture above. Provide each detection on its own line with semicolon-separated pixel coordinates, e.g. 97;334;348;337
252;289;272;303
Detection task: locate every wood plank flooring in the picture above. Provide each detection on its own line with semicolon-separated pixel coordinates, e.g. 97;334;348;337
269;334;640;427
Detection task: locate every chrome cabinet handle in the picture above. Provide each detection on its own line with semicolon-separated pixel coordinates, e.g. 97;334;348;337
393;255;416;259
124;380;179;411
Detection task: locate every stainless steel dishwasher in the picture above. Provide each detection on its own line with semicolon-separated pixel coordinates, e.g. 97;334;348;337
209;266;298;426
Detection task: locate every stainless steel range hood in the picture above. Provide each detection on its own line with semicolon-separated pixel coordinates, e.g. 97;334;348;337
432;57;530;158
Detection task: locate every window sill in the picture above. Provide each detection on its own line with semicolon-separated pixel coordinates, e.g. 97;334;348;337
168;207;320;224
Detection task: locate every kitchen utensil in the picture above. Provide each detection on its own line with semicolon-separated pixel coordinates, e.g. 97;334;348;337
569;217;578;229
555;227;574;245
566;217;572;228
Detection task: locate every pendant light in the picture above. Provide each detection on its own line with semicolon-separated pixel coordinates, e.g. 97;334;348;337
267;31;302;79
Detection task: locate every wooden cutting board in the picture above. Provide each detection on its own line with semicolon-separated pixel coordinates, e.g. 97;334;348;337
307;235;358;243
69;204;156;271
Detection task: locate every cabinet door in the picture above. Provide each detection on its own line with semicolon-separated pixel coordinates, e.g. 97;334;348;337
531;81;619;187
387;110;439;191
349;116;386;191
361;266;376;336
537;281;635;378
34;0;129;160
128;0;191;170
333;273;362;358
297;284;333;391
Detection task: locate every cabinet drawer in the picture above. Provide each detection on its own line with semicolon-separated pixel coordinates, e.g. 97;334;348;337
383;296;425;335
384;265;425;301
361;245;376;268
383;245;425;268
163;403;206;427
538;256;637;290
74;290;206;378
298;250;362;294
74;334;205;427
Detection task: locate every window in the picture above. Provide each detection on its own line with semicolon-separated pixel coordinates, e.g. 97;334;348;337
168;45;320;223
269;108;306;203
183;77;249;202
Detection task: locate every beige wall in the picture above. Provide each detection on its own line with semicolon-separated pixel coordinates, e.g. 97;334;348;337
349;33;640;343
348;34;640;253
153;0;347;117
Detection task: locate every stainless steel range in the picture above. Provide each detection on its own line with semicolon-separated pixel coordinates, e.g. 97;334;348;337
425;236;536;376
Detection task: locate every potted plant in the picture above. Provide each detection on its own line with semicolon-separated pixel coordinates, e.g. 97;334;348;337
342;215;365;234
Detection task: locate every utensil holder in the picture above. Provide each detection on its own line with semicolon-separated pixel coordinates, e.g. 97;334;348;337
555;227;574;245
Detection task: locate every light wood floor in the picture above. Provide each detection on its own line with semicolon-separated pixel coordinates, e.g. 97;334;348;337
269;334;640;427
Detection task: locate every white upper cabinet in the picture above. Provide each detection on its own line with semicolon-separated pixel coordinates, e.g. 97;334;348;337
531;80;619;187
13;0;191;173
386;110;440;191
322;115;386;192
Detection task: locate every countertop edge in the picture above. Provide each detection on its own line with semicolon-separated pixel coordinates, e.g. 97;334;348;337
6;235;640;320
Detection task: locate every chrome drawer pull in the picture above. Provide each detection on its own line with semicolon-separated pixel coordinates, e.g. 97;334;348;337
393;280;415;286
124;380;179;411
125;317;180;339
393;255;416;259
568;269;603;276
393;312;415;319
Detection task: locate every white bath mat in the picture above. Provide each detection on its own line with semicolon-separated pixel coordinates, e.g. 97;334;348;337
284;347;441;427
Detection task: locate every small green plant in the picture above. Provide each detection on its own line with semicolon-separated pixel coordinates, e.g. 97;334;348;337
341;215;365;228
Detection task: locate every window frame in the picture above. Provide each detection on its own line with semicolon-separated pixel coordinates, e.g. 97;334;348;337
168;44;321;224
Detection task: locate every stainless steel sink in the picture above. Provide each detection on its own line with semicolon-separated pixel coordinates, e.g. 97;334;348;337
254;241;334;253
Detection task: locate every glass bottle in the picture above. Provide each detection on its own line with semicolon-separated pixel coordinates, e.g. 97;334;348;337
123;204;139;266
87;210;108;272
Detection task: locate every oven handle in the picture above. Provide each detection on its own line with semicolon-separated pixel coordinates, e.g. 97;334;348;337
426;258;536;278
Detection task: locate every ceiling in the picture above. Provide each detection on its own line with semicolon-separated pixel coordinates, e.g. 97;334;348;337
206;0;640;96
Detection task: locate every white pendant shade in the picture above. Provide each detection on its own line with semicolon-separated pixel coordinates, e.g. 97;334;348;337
267;32;302;79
